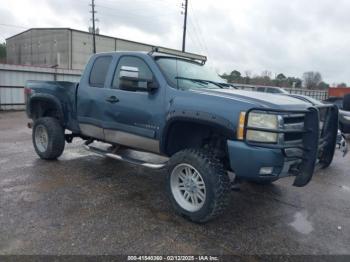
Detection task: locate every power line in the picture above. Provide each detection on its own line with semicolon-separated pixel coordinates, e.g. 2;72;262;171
98;0;176;5
187;29;203;54
97;4;178;18
188;18;205;54
188;1;210;56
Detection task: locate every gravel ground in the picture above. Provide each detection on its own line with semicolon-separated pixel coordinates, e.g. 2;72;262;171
0;111;349;255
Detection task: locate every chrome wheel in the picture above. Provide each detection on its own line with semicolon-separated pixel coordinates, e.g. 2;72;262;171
34;124;48;153
170;163;206;212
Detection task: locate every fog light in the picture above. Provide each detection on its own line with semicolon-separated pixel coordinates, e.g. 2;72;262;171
259;167;274;175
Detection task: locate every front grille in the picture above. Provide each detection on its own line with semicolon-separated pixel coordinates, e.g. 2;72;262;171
243;104;338;186
283;113;306;145
318;107;329;137
244;105;336;151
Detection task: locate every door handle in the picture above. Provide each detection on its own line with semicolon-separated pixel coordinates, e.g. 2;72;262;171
106;96;119;103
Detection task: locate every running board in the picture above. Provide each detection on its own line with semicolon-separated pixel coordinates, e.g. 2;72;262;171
84;144;168;169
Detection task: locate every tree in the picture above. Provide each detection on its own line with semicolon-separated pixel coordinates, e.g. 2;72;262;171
273;73;288;87
287;77;302;88
337;83;347;88
318;81;330;90
303;71;322;90
276;73;287;80
230;70;241;81
220;73;230;81
220;70;242;83
220;69;328;89
0;42;6;63
243;70;251;84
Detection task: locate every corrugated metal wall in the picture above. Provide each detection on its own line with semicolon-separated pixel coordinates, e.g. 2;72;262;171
0;64;81;110
70;30;156;70
6;29;70;68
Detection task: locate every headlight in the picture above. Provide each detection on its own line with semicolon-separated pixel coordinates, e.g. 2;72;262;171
237;112;279;143
246;130;278;143
247;112;278;129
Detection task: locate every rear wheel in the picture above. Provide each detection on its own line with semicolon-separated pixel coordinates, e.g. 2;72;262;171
32;117;65;160
167;149;230;223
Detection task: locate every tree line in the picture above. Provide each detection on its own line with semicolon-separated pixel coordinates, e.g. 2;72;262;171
220;70;347;90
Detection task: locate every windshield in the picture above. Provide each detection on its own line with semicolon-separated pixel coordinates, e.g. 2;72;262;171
155;57;226;89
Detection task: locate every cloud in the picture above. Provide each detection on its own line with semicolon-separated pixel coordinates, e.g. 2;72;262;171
1;0;349;84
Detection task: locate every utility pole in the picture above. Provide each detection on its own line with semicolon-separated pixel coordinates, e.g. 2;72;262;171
90;0;97;54
182;0;188;52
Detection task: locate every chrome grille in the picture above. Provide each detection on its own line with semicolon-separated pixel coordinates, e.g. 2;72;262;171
283;113;306;144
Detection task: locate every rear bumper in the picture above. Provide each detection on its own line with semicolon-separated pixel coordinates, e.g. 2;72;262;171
227;140;300;180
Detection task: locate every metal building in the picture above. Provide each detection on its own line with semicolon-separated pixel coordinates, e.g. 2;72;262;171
0;64;81;110
6;28;199;70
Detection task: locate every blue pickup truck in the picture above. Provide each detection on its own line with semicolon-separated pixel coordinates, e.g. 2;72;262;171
25;48;338;222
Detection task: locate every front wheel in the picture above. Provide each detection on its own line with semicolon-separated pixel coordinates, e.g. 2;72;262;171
32;117;65;160
167;149;230;223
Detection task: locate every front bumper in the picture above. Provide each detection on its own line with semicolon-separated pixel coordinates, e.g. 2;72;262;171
227;105;338;186
227;140;300;180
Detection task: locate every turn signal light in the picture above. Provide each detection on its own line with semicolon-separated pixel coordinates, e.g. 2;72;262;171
237;112;246;140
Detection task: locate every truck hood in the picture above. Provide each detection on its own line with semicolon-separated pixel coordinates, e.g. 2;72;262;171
190;88;311;109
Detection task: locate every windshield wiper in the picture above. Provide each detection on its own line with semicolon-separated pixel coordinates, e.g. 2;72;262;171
175;77;226;89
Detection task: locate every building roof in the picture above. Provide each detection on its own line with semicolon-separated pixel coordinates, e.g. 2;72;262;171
6;27;71;40
6;27;203;58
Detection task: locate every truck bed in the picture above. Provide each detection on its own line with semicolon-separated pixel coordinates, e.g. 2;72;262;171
25;80;80;132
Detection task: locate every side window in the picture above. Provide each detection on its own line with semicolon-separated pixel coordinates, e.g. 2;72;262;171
267;88;279;93
257;87;265;92
112;56;153;90
89;56;112;88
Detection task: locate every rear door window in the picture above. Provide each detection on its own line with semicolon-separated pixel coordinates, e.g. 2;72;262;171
89;56;113;88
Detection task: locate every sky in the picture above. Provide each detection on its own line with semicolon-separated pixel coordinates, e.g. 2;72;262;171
0;0;349;85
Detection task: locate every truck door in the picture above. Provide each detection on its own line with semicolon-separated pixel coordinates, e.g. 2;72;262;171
76;55;114;140
102;55;163;153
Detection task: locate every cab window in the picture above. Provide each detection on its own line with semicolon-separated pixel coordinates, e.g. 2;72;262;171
112;56;153;90
89;56;113;88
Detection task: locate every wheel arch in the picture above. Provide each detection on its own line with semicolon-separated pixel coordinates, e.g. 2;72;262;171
161;112;235;157
29;94;64;125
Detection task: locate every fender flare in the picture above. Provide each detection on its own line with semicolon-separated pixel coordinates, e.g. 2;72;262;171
160;109;235;154
29;93;65;124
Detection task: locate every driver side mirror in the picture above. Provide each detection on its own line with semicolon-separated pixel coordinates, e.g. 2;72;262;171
119;66;158;92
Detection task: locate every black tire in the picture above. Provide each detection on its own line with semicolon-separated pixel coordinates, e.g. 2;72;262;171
32;117;65;160
167;149;230;223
